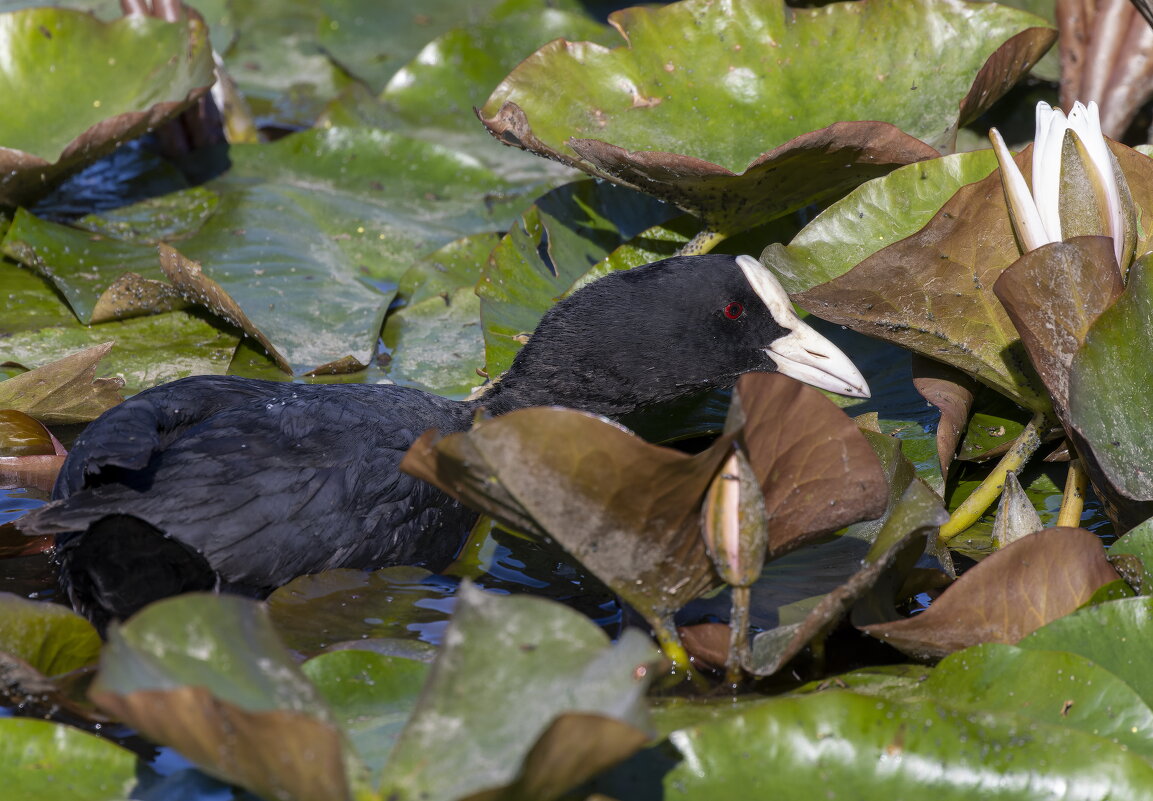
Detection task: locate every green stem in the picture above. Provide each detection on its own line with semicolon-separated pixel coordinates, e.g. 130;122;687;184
679;228;729;256
940;412;1044;542
653;614;706;688
727;585;751;685
1056;458;1089;528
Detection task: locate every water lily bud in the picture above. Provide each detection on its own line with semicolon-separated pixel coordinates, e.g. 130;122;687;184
700;444;768;588
991;101;1136;272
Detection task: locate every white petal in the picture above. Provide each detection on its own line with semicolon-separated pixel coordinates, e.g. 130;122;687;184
1036;104;1071;243
990;127;1050;252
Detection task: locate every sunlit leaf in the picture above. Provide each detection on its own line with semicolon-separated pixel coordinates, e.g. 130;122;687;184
381;582;654;801
1020;595;1153;703
0;260;77;335
0;343;122;425
664;690;1153;799
481;0;1049;230
89;593;353;801
863;527;1121;659
382;286;484;397
0;7;214;206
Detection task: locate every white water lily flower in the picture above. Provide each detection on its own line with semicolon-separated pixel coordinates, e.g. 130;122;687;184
989;100;1133;269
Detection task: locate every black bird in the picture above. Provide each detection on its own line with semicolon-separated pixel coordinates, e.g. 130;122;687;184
19;254;869;630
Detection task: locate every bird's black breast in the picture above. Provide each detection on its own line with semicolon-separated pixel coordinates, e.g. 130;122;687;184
27;376;478;591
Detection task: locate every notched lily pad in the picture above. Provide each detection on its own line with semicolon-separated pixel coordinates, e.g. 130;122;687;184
480;0;1051;230
0;342;123;425
863;527;1121;660
0;7;215;206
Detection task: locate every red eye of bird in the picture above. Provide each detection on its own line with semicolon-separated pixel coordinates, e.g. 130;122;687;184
723;301;744;320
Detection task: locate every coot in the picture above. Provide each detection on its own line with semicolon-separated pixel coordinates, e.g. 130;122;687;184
20;254;869;629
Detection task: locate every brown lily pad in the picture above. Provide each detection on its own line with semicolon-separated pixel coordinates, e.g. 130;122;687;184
862;527;1121;660
911;355;980;481
732;373;887;558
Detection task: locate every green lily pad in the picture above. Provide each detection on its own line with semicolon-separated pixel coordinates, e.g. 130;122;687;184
396;233;496;305
302;649;431;786
1;208;186;324
479;179;675;377
0;7;214;206
1067;252;1153;504
1020;595;1153;703
318;0;583;94
665;691;1153;799
90;593;353;801
0;260;78;334
382;286;485;397
72;184;220;242
863;527;1121;660
1109;517;1153;594
0;343;122;425
924;642;1153;760
480;0;1051;231
0;717;146;801
0;592;101;675
381;582;655;801
0;311;239;396
380;3;612;127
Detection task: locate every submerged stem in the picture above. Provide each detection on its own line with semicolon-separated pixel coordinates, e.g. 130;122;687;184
940;412;1044;542
679;228;729;256
727;585;751;685
1056;459;1089;527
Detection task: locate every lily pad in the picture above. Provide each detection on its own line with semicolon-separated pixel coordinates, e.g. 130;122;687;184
402;406;731;629
0;717;146;801
382;286;485;397
0;343;122;425
788;140;1153;412
922;642;1153;761
1067;252;1153;504
0;7;214;206
0;260;80;334
665;691;1153;799
480;0;1051;231
89;593;352;801
381;582;655;801
994;236;1124;422
1020;595;1153;702
863;527;1121;660
302;649;431;786
1;208;186;324
910;355;980;479
0;312;239;396
0;592;101;676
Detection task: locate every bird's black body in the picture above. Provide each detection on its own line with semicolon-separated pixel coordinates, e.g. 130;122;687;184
19;254;868;630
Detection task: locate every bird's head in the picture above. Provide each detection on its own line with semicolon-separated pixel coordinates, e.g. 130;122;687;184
481;253;870;418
